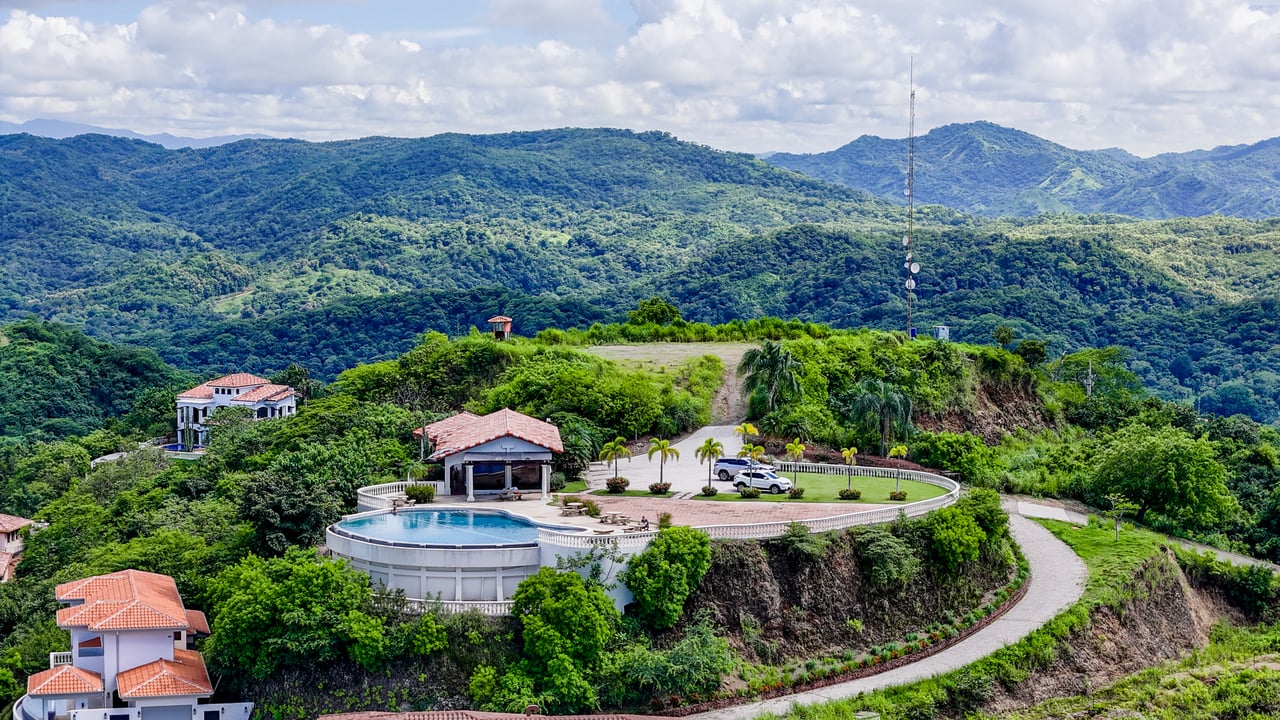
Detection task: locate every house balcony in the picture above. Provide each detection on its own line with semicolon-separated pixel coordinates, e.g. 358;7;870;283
48;652;72;667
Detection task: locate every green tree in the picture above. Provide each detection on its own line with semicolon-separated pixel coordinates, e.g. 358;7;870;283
841;446;858;491
203;548;376;678
737;442;765;471
738;340;803;414
992;325;1017;348
785;437;806;488
647;437;680;486
599;436;632;481
621;526;712;629
850;378;913;457
627;296;683;325
694;437;724;493
1014;339;1048;367
734;422;757;453
503;568;620;712
1090;424;1237;527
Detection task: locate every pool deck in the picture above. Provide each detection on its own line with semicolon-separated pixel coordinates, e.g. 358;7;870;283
449;493;897;532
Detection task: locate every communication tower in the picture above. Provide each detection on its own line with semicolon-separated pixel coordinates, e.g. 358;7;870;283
903;58;920;338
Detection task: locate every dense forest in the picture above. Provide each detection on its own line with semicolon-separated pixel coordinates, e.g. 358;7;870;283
5;130;1280;422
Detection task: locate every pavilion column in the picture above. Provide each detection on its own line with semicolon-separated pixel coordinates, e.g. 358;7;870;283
466;463;475;503
540;463;550;497
504;462;513;491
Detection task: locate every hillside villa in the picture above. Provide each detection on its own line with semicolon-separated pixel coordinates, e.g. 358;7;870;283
414;409;563;501
13;569;250;720
175;373;298;449
0;513;33;583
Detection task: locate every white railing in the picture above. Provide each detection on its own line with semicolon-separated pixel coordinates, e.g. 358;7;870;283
356;480;445;511
49;651;72;667
537;528;658;550
408;599;516;616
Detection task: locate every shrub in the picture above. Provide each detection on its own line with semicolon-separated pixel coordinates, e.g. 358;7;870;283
739;486;762;499
621;526;712;629
404;484;436;503
648;482;671;495
767;521;827;559
549;471;566;491
889;490;908;501
700;485;719;497
788;487;805;499
928;506;987;571
839;488;862;500
658;512;673;529
955;487;1008;539
858;527;921;588
606;477;630;493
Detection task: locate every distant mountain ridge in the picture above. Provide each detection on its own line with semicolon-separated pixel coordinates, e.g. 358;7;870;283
765;121;1280;219
0;118;270;149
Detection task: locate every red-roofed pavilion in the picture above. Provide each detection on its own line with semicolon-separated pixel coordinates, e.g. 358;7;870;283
414;409;563;501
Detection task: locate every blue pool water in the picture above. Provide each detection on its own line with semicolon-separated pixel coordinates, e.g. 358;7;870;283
336;509;577;546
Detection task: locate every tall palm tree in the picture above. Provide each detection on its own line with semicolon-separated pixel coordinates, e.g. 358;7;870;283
785;437;806;488
850;378;913;457
841;446;858;491
598;436;631;480
738;341;803;413
695;437;725;493
647;437;680;486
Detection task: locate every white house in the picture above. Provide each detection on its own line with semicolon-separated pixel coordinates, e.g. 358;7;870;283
414;409;563;501
0;513;33;583
175;373;298;449
13;569;251;720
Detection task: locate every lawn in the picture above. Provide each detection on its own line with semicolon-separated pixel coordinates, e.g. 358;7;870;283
691;471;949;503
590;489;674;498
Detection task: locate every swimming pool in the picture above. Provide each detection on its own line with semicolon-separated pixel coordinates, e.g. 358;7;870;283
325;508;589;603
333;509;579;547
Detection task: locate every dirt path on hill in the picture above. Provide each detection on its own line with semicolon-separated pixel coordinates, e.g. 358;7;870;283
583;342;753;424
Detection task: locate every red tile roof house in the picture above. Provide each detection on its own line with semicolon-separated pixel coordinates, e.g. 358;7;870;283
13;569;252;720
413;409;564;502
175;373;298;450
0;513;33;583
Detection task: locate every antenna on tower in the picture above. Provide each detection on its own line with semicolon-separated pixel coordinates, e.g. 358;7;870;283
904;57;918;338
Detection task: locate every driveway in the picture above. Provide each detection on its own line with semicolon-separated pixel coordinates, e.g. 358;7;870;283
589;425;750;495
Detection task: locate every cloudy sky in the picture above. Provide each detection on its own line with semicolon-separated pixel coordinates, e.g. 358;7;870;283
2;0;1278;156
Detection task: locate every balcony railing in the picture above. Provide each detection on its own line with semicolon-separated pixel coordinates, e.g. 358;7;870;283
49;651;72;667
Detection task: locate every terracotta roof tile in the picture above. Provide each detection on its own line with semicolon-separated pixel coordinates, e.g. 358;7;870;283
55;570;189;631
117;649;212;698
0;513;33;534
27;665;103;696
185;609;210;635
423;408;563;459
487;315;513;323
0;550;18;582
176;382;215;399
230;383;297;403
207;373;271;388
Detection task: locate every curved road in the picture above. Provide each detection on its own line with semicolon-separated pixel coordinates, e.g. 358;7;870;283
689;511;1088;720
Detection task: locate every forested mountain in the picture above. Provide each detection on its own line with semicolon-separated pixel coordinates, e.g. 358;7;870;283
5;128;1280;421
766;121;1280;219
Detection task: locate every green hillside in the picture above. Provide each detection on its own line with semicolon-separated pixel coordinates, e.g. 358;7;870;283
766;121;1280;219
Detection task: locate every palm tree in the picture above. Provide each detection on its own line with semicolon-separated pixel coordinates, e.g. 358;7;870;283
734;422;758;449
598;436;631;480
841;446;858;490
850;378;913;457
694;437;725;493
738;341;803;413
785;437;806;488
737;443;766;470
647;437;680;486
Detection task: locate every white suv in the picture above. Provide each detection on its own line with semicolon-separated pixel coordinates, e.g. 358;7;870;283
733;470;793;495
713;457;775;481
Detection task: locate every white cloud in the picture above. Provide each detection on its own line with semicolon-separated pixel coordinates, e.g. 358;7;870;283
0;1;1279;155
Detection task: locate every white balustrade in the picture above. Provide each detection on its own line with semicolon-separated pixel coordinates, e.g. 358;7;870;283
48;651;72;667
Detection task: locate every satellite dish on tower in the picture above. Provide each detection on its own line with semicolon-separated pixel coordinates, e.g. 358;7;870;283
910;262;920;274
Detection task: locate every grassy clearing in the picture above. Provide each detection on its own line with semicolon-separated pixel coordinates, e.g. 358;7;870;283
582;342;755;372
692;472;948;503
762;517;1169;720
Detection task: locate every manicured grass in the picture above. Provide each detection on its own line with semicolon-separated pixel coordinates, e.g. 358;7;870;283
589;489;674;498
691;472;948;503
559;480;588;494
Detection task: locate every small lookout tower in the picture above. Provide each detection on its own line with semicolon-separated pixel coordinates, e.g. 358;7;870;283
488;315;513;341
932;325;950;341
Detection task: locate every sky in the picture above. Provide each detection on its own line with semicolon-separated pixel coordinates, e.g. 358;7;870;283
2;1;1279;156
